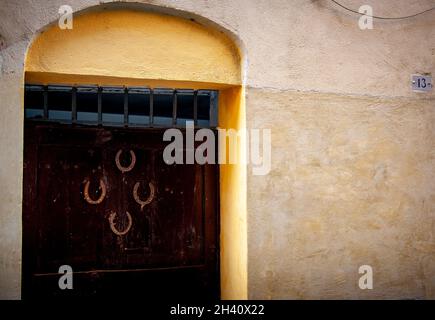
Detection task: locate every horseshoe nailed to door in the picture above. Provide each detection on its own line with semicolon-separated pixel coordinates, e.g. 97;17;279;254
83;178;106;205
133;181;155;210
115;149;136;173
108;211;133;236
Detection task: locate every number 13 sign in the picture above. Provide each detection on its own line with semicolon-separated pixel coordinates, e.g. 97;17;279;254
412;74;433;92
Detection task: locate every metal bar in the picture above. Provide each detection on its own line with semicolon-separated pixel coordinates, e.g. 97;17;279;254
124;87;128;126
193;90;198;126
43;85;48;119
149;89;154;126
209;91;218;128
34;264;206;276
172;90;177;126
71;87;77;123
97;87;102;125
25;85;218;128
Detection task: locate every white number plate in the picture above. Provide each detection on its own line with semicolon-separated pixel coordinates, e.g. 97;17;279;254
412;75;432;92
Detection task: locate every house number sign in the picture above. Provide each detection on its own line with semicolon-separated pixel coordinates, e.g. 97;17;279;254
412;74;433;92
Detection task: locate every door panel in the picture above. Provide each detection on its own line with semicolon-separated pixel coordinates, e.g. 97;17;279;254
22;123;219;299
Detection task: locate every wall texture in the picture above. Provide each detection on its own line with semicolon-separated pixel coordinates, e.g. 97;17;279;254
0;0;434;299
247;90;435;299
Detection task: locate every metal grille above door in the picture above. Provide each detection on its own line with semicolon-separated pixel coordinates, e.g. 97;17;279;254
24;85;219;128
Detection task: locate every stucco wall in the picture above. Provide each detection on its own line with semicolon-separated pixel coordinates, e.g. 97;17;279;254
247;90;435;299
0;0;434;299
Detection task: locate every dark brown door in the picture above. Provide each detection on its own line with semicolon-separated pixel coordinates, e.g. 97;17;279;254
22;123;219;299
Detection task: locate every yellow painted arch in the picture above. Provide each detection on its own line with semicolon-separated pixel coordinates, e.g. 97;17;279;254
25;9;241;87
24;7;247;300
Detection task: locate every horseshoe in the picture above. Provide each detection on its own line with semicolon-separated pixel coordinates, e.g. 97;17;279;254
108;211;133;236
133;181;155;210
83;178;106;205
115;149;136;173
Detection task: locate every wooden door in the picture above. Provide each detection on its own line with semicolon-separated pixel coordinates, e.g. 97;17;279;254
22;123;219;299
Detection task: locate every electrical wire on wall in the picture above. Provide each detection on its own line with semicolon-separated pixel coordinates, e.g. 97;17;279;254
329;0;435;20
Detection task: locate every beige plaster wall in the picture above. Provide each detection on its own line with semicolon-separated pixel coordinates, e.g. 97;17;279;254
247;89;435;299
0;0;434;299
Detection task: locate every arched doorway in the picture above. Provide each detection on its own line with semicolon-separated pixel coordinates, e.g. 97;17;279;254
22;4;247;299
